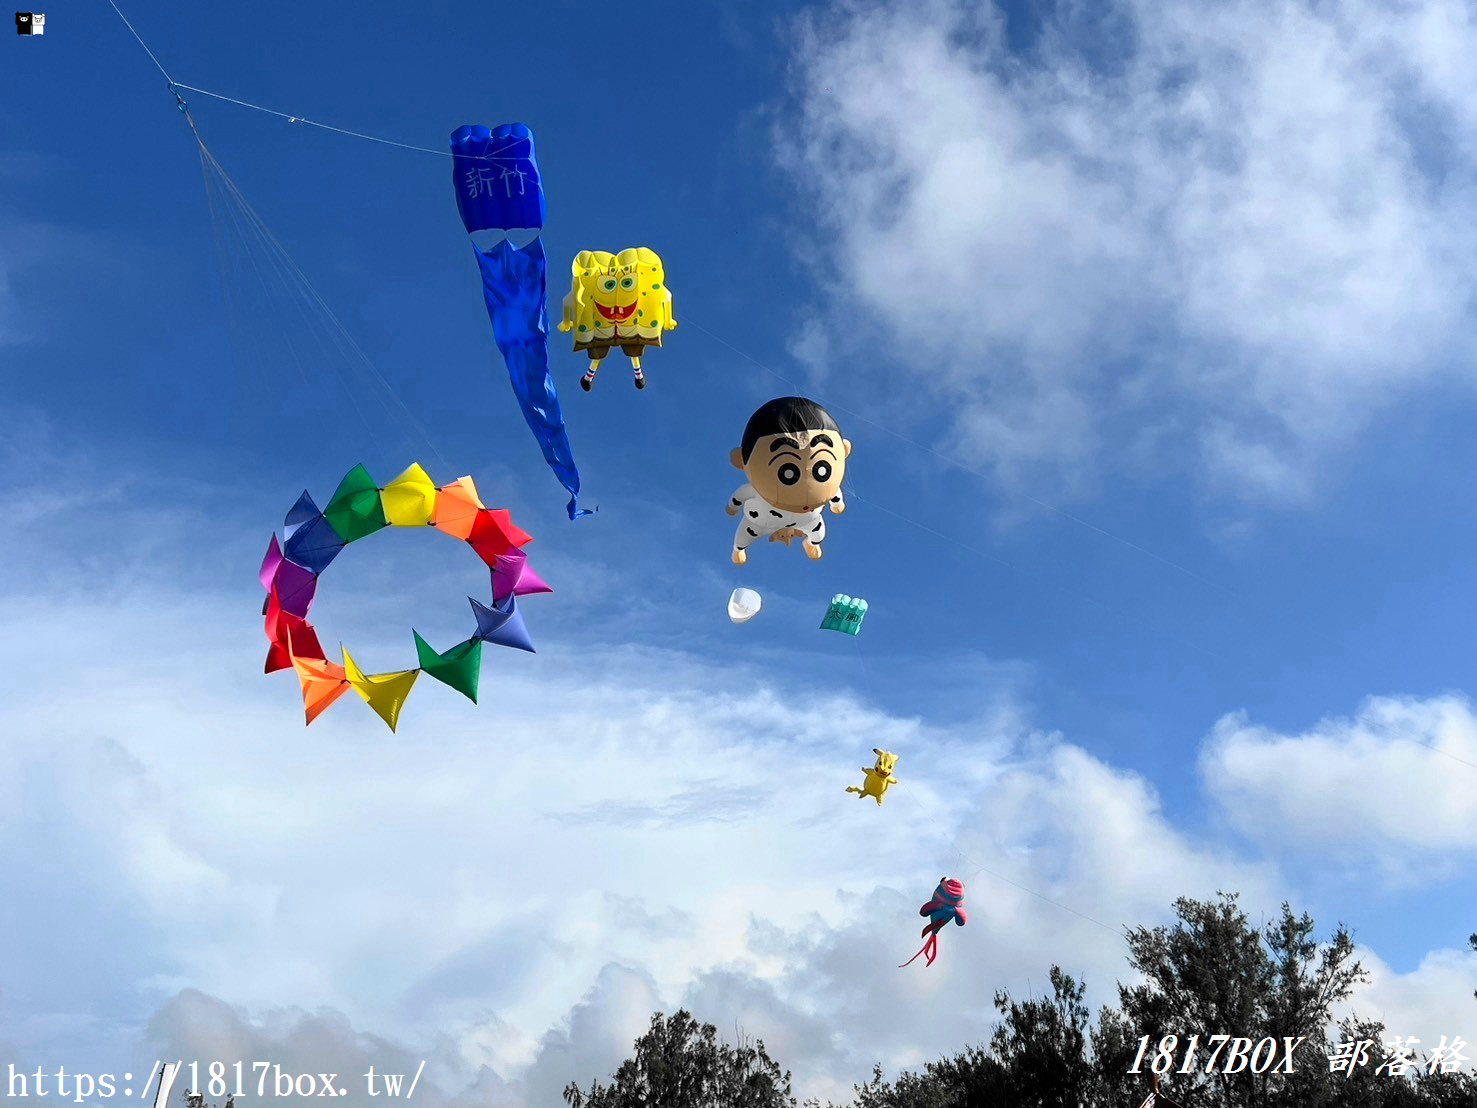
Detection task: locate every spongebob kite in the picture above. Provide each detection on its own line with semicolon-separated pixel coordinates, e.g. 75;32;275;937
558;248;676;391
846;748;900;806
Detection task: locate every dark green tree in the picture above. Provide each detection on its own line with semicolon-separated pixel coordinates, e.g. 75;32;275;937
839;968;1118;1107
1088;1000;1145;1107
1317;1016;1477;1108
1111;892;1365;1107
562;1009;798;1108
986;966;1099;1106
845;1049;1003;1108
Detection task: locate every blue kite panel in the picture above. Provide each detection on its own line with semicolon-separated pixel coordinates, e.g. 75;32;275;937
450;123;546;232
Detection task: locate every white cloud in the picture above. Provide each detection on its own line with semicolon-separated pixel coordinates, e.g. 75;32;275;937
1201;694;1477;882
1336;944;1477;1062
4;444;1472;1103
145;989;508;1108
780;0;1477;505
787;317;833;385
0;569;1254;1102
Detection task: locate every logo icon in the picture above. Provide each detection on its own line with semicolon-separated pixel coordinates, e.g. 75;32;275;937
15;11;41;33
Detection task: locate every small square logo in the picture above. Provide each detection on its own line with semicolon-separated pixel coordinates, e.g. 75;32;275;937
16;12;33;34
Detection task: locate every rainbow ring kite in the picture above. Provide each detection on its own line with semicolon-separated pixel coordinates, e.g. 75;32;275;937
259;463;551;731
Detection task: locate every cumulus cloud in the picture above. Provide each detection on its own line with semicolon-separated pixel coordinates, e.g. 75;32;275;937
1335;943;1477;1060
1200;694;1477;882
0;507;1199;1098
3;441;1471;1104
146;991;498;1108
140;969;696;1108
780;0;1477;505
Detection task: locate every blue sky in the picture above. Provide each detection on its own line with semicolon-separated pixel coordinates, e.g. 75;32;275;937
4;0;1477;1102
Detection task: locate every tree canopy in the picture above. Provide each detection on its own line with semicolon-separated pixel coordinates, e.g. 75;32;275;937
563;1009;796;1108
566;893;1475;1108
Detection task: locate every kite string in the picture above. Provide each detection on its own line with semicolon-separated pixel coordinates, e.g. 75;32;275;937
193;124;385;443
168;82;531;163
195;123;456;474
109;0;524;161
170;84;460;159
107;0;175;84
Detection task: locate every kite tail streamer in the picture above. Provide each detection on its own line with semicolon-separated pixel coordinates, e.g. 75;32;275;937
471;237;589;518
898;925;944;969
451;122;589;520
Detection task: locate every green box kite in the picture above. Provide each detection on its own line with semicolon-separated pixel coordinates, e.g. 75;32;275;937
820;594;868;636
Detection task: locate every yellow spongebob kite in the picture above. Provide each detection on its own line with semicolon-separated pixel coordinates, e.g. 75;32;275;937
846;748;900;806
558;248;676;391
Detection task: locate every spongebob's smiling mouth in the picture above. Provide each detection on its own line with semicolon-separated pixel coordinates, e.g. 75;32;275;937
596;301;637;322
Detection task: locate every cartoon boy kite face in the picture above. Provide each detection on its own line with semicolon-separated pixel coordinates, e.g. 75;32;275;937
730;397;851;514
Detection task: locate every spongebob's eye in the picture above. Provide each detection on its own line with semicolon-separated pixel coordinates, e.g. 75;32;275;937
601;279;617;292
811;461;832;483
620;276;635;290
777;463;800;486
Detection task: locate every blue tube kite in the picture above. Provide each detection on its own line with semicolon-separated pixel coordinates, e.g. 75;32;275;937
451;123;589;519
